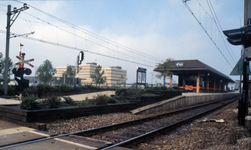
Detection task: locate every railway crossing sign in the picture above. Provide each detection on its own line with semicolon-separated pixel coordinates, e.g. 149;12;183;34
230;58;251;75
16;56;34;67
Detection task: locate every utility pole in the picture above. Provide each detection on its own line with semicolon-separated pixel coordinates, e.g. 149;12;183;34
4;5;11;95
4;4;29;95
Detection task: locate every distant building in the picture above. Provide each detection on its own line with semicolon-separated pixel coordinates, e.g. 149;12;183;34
54;63;127;87
234;80;240;90
102;66;127;87
54;66;75;78
78;62;98;84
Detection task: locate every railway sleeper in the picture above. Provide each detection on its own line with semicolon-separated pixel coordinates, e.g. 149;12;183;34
126;127;151;132
103;134;131;140
118;131;142;136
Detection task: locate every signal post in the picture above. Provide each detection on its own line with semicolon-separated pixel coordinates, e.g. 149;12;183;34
223;18;251;126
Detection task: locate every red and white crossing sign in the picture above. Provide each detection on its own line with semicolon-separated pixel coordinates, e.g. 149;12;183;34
16;56;34;68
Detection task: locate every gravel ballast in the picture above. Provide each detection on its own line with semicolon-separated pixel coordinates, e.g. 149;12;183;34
47;101;251;149
136;101;250;150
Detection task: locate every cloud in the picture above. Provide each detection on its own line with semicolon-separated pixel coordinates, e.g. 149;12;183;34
0;0;244;84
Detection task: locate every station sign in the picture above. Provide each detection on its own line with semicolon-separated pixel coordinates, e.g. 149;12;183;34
176;62;184;68
136;67;147;88
137;67;147;72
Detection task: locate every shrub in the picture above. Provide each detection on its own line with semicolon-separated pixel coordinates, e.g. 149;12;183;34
59;83;73;92
92;95;107;105
63;96;75;105
160;86;168;91
47;97;61;108
36;83;53;92
104;95;117;103
0;86;16;96
144;88;153;94
141;93;156;96
115;89;124;96
127;88;142;96
52;85;61;92
153;86;160;91
106;98;117;103
24;86;36;92
8;86;16;96
20;95;42;110
79;100;92;106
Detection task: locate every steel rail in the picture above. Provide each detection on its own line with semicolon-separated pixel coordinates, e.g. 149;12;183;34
0;96;238;149
100;98;238;150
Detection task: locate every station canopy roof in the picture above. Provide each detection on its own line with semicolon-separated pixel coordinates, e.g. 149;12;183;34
153;59;234;83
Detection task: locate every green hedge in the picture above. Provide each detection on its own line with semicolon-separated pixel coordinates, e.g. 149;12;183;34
20;95;42;110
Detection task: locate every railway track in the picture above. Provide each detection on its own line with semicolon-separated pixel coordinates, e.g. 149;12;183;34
0;96;238;150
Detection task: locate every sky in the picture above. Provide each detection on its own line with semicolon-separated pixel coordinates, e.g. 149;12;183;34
0;0;245;85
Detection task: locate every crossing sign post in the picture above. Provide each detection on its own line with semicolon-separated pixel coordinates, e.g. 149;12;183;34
15;56;34;68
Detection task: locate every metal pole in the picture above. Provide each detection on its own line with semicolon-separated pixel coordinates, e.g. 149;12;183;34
136;70;138;89
240;58;248;126
77;63;79;87
239;0;251;126
4;5;11;95
240;75;242;93
244;0;251;26
145;72;146;89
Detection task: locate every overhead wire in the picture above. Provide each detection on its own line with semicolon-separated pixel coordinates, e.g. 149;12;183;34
0;3;6;12
3;0;236;69
0;3;7;7
12;0;162;62
7;0;163;69
207;0;237;61
197;0;237;63
0;29;155;68
0;1;159;66
21;11;156;64
181;0;233;68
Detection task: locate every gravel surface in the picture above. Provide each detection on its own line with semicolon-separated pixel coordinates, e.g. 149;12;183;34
47;113;149;134
135;101;251;150
47;101;251;149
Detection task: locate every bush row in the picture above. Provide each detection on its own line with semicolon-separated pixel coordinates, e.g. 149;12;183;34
25;83;100;92
19;94;128;110
0;86;16;96
19;96;76;110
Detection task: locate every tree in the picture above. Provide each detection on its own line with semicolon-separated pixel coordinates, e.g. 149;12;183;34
60;66;76;85
0;57;14;84
90;65;106;87
155;58;173;86
116;75;126;88
36;59;56;83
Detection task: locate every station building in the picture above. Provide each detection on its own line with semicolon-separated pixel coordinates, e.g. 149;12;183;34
154;59;234;93
54;63;127;87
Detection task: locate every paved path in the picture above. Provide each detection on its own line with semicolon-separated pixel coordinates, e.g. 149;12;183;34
0;98;21;105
